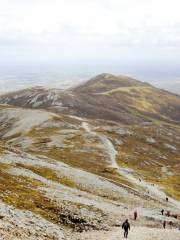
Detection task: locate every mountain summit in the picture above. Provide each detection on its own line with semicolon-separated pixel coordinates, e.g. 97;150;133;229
0;74;179;124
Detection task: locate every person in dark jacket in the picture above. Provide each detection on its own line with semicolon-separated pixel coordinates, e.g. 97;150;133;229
169;221;173;228
134;210;138;220
161;209;164;215
122;219;130;238
163;220;166;229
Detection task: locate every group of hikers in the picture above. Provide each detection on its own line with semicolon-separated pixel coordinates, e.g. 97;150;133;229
161;208;179;229
121;208;179;238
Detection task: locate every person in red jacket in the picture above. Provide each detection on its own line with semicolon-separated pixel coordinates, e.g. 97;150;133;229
166;211;170;217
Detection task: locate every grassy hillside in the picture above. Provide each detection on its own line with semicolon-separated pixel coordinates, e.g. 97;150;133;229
0;73;179;124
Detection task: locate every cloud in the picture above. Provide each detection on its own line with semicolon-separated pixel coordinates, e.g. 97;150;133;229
0;0;180;63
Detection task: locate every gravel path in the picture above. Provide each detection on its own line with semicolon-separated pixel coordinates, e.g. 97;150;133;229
72;227;180;240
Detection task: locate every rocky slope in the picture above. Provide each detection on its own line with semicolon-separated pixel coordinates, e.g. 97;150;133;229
0;74;180;239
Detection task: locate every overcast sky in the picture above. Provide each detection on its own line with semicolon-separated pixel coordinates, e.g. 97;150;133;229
0;0;180;64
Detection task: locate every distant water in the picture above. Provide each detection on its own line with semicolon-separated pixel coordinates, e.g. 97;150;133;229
0;63;179;94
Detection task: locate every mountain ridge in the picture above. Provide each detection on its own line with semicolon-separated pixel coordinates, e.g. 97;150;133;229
0;73;179;124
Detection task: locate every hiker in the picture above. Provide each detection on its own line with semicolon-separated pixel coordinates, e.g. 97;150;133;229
161;209;164;215
134;210;137;220
169;221;173;229
166;211;170;217
122;219;130;238
166;197;168;202
163;220;166;229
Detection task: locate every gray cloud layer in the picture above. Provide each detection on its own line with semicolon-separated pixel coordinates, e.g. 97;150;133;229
0;0;180;63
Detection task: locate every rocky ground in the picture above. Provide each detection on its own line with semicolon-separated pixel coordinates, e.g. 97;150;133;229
0;200;179;240
71;227;180;240
0;201;64;240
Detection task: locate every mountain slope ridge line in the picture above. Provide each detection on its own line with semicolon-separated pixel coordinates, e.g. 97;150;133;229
0;73;179;124
81;120;180;209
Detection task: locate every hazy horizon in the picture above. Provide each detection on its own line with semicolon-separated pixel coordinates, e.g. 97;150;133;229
0;61;180;94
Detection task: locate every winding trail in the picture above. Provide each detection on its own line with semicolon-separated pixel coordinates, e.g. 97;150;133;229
81;121;180;210
81;122;118;168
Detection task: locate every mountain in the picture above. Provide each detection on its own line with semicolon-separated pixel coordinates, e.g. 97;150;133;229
0;73;180;124
0;74;180;239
